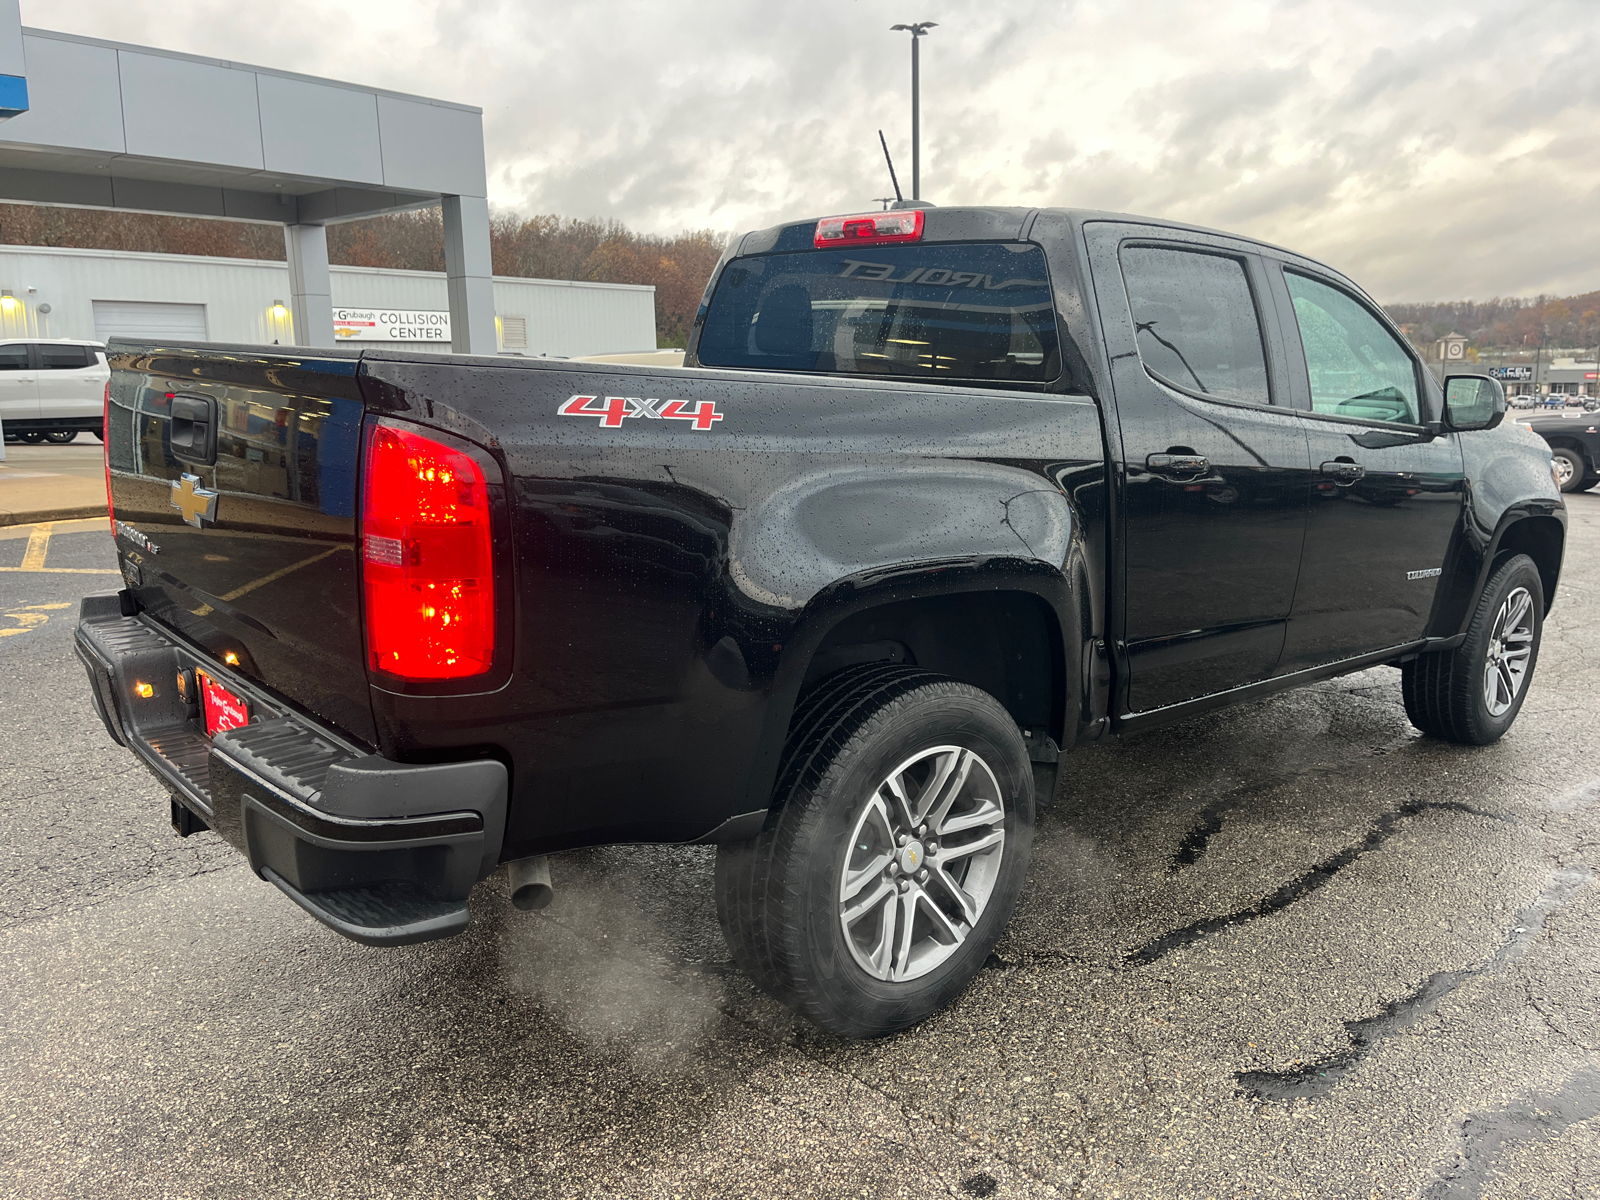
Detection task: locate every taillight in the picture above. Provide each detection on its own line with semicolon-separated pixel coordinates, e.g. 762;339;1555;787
103;381;114;534
814;209;924;248
360;422;495;680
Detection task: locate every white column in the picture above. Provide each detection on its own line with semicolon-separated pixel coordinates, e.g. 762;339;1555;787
283;223;335;348
442;195;497;355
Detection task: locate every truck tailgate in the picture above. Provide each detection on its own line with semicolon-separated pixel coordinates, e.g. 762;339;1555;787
105;343;377;746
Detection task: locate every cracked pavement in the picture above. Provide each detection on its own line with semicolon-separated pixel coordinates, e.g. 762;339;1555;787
2;495;1598;1199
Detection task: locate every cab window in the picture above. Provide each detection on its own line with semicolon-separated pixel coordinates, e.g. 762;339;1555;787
1285;271;1421;425
698;242;1060;382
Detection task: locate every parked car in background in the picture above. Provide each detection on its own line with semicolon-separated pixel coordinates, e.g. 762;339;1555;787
1510;394;1539;409
1515;410;1600;493
0;339;110;444
1541;394;1567;408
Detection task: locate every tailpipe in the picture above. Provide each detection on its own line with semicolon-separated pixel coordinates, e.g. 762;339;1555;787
507;855;554;911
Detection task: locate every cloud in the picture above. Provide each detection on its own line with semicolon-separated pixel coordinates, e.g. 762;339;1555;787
20;0;1600;299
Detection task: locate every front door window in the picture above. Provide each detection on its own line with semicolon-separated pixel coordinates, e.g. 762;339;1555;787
1285;272;1421;426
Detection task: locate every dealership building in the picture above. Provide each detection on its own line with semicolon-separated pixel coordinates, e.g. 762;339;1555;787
0;243;657;355
0;15;659;357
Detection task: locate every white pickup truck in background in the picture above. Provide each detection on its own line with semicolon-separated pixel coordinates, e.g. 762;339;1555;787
0;338;111;445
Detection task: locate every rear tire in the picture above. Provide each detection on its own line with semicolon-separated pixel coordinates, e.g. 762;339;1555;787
1402;553;1543;745
715;663;1035;1037
15;431;44;444
43;431;76;445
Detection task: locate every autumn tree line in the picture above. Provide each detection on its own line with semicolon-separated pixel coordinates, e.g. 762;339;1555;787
0;204;724;348
1386;295;1600;356
4;200;1597;355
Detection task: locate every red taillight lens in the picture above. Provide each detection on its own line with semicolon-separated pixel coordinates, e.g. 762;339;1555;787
361;422;495;680
103;381;115;534
813;209;924;248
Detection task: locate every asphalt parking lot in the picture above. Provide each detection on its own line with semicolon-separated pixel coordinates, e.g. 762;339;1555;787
2;494;1597;1200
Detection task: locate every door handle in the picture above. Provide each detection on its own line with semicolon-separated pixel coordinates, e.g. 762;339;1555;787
1146;453;1210;476
1320;460;1365;484
169;394;218;466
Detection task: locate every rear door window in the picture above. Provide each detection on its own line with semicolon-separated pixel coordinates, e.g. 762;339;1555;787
698;242;1059;381
37;344;95;370
0;344;29;370
1118;245;1271;405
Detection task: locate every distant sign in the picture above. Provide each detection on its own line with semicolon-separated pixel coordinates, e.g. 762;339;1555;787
1489;366;1533;381
333;307;450;342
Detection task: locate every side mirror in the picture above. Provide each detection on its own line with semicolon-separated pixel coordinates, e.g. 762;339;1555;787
1443;374;1506;432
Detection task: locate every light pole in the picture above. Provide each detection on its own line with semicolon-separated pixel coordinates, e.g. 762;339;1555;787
890;21;936;201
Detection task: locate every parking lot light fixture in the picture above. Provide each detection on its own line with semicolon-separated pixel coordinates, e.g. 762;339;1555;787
890;21;937;201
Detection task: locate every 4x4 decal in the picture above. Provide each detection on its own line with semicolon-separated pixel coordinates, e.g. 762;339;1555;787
559;394;724;431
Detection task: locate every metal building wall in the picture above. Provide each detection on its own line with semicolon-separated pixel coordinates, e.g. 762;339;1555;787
0;244;657;355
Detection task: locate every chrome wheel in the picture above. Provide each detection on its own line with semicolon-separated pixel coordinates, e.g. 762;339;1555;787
838;745;1007;983
1483;586;1535;717
1553;452;1576;488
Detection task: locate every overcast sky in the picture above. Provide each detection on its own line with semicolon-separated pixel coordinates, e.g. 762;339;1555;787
25;0;1600;301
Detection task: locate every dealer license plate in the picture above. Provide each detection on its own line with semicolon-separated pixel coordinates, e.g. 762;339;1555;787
195;668;249;737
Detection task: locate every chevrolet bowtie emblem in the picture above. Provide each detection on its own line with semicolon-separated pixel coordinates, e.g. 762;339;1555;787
170;473;219;529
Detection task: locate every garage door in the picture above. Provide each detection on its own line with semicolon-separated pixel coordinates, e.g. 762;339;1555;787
92;300;208;342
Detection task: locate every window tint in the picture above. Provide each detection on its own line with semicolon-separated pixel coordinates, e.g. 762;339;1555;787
37;344;95;370
0;344;28;370
1119;245;1270;405
1285;272;1420;425
698;242;1059;381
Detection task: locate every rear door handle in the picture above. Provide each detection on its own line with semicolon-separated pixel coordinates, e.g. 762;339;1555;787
1320;460;1365;483
1146;453;1210;476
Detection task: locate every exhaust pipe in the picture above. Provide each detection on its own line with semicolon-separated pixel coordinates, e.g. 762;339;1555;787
507;855;554;911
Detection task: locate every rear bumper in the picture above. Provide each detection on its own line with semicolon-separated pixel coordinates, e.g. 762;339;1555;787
74;592;506;946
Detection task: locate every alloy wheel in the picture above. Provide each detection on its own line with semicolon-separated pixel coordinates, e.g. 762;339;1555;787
838;745;1007;982
1483;586;1535;718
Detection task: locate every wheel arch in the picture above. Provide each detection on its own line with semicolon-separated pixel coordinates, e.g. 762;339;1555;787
1492;513;1565;613
1545;437;1593;468
737;554;1094;816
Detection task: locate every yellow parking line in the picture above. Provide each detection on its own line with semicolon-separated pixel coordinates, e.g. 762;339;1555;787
19;522;52;570
0;566;120;574
192;545;341;616
0;602;74;638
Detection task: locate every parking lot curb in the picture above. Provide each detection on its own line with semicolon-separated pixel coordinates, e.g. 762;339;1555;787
0;505;107;527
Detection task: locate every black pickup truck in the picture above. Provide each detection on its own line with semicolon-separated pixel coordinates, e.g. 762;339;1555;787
1513;409;1600;493
78;206;1566;1037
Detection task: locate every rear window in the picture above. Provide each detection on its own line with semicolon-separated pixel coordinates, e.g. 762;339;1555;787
698;242;1060;382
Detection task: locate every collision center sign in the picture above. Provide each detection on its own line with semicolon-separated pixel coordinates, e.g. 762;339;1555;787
333;307;451;342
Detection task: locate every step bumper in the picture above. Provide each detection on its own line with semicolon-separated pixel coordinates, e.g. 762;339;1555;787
74;591;506;946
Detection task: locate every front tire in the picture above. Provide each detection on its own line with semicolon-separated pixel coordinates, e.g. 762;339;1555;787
715;664;1035;1037
1402;553;1544;745
1550;447;1587;494
43;431;77;445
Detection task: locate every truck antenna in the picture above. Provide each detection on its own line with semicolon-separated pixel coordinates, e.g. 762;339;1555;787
878;130;904;203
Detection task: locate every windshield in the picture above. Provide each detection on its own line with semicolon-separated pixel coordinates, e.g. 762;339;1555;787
697;242;1060;382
